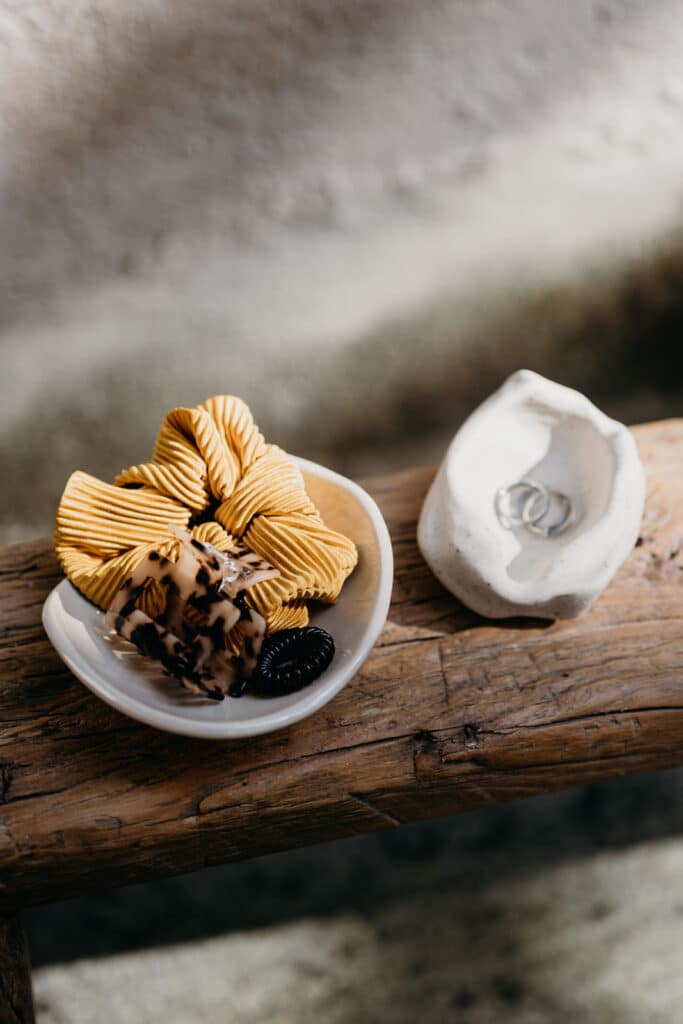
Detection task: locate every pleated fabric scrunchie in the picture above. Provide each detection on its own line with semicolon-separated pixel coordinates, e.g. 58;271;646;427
56;396;358;632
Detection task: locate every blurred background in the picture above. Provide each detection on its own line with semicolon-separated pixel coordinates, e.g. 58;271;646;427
2;0;682;1019
4;0;683;543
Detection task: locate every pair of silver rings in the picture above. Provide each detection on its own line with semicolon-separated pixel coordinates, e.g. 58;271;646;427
494;479;573;538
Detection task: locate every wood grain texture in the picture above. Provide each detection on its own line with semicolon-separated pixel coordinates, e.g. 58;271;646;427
0;916;34;1024
1;421;683;913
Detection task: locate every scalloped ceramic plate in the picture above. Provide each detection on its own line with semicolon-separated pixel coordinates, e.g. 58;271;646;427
42;458;393;739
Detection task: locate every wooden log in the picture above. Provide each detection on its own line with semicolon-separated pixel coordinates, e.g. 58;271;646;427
0;420;683;913
0;916;34;1024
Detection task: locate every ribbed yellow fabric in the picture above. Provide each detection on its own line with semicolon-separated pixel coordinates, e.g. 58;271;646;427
266;602;310;631
202;395;267;488
245;512;358;619
56;471;190;557
56;396;358;633
215;446;316;537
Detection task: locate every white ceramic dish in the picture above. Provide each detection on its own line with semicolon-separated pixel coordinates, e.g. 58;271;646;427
42;457;393;739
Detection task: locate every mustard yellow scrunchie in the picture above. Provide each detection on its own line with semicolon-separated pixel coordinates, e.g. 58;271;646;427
56;396;358;631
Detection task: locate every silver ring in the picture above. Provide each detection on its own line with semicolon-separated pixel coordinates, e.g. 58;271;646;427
524;488;573;537
494;480;549;529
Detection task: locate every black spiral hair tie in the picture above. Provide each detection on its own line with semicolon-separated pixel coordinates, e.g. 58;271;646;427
249;626;335;696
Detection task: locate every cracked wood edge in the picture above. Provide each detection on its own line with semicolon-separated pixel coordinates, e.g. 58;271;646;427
0;916;34;1024
0;419;683;911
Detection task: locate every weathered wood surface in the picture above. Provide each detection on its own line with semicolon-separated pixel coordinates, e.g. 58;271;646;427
0;916;34;1024
1;420;683;913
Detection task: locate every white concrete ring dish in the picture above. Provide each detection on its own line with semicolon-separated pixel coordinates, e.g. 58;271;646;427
417;369;646;619
43;457;393;739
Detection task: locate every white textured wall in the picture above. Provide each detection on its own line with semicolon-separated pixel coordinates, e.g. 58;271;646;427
2;0;683;536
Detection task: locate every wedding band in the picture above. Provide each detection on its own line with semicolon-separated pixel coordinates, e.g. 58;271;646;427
524;489;573;537
494;480;549;529
495;479;573;537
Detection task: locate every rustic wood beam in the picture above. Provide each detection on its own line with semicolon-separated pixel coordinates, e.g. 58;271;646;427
0;420;682;914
